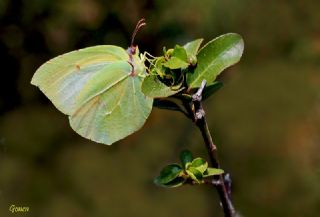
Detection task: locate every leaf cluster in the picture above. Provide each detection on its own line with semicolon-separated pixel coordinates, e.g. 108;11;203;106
142;33;244;100
154;150;224;188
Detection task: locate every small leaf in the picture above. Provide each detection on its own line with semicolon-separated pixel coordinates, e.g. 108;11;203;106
183;38;203;65
202;81;223;101
164;48;173;57
172;45;188;62
203;167;224;178
186;167;203;183
185;162;192;169
155;164;183;185
183;39;203;57
187;33;244;89
163;45;189;69
154;177;185;188
191;158;208;174
141;75;183;98
180;150;193;168
163;57;189;69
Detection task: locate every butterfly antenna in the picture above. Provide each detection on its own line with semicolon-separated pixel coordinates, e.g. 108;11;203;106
131;18;146;47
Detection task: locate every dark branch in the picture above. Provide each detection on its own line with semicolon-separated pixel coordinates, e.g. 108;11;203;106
153;99;191;119
189;80;237;217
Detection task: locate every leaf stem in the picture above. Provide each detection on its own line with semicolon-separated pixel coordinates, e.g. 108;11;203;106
190;80;237;217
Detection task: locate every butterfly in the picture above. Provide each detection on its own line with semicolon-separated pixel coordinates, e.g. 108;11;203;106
31;19;153;145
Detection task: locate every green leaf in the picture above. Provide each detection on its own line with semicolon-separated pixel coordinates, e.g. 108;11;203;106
183;38;203;57
187;33;244;89
186;167;203;183
185;162;192;169
141;75;183;98
154;177;185;188
31;45;153;145
172;45;188;61
203;167;224;178
163;45;189;69
180;150;193;168
163;57;189;69
191;158;208;174
202;81;223;101
183;38;203;65
155;164;183;185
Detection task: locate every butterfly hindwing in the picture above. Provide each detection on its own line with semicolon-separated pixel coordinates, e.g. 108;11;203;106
69;71;152;144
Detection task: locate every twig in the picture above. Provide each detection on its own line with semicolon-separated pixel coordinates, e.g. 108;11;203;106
153;99;191;119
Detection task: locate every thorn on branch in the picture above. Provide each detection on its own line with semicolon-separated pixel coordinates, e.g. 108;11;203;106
192;80;207;121
204;178;223;186
192;80;207;102
195;109;205;120
224;173;233;199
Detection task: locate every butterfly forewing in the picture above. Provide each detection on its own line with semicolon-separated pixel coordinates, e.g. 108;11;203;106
31;45;129;114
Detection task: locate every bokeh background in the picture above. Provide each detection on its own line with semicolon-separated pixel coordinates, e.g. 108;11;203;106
1;0;320;216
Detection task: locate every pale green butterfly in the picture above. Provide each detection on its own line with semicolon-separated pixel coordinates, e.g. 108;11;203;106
31;19;153;145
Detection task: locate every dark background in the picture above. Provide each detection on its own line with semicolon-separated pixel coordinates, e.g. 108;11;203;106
1;0;320;217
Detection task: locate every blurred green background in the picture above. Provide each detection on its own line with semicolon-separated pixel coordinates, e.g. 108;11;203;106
1;0;320;216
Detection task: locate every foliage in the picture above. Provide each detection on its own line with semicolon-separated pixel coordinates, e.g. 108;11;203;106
154;150;224;188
